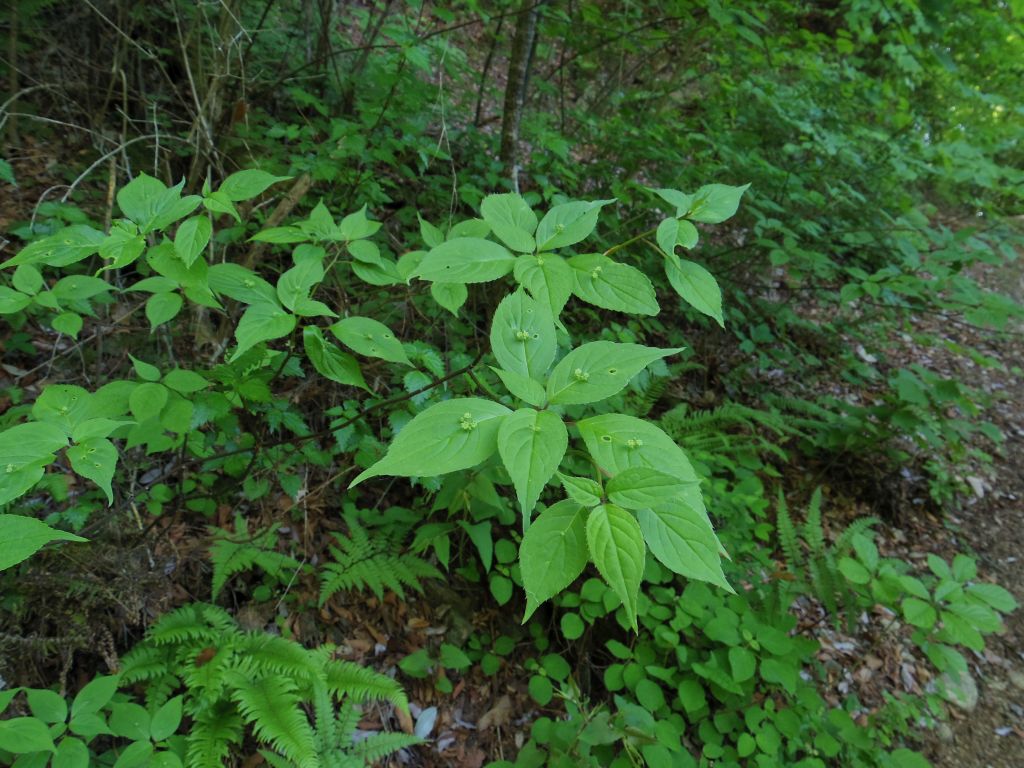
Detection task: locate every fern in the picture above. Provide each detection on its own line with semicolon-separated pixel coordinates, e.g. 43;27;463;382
231;675;318;766
776;490;803;578
186;702;244;768
803;487;825;558
319;516;441;605
209;516;301;599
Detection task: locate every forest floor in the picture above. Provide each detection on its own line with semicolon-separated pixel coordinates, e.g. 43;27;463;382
921;257;1024;768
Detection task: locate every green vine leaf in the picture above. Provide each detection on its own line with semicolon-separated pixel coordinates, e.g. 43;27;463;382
546;342;680;405
497;408;568;521
352;398;511;486
519;500;588;621
586;504;646;631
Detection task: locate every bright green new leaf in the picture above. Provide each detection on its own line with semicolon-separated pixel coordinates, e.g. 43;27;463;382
146;292;183;330
491;367;546;407
656;218;699;258
687;183;750;223
414;238;516;283
519;500;588;621
330;316;411;366
67;437;118;503
547;342;680;405
277;245;328;314
535;199;615;251
480;193;537;253
498;408;568;520
568;254;658;316
352;398;510;485
302;326;369;391
217;169;290;202
665;257;724;327
418;215;444;248
231;302;296;361
513;253;573;320
558;473;603;507
430;281;467;316
337;205;381;241
651;188;694;217
606;467;699;510
637;505;731;591
489;290;556;379
0;515;86;571
586;504;646;630
173;215;211;268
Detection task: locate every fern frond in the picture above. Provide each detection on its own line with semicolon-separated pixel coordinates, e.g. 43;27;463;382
776;490;803;577
186;701;244;768
230;674;318;766
209;518;300;599
803;487;825;558
834;516;880;555
350;731;421;763
323;659;407;710
119;645;171;684
147;605;220;646
238;633;321;686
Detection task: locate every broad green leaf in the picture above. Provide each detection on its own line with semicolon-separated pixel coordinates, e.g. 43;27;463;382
162;369;208;394
606;467;698;510
396;249;426;281
418;215;444;248
480;193;537;253
129;383;168;422
676;220;699;249
112;739;153;768
513;253;573;320
352;398;510;485
12;265;43;294
498;408;568;520
351;257;403;286
966;583;1017;613
109;701;151;741
70;675;119;717
150;695;183;741
519;500;588;620
231;303;296;360
299;200;338;240
218;169;289;202
1;225;105;269
337;205;381;241
491;367;546;407
0;286;31;314
347;239;383;266
902;598;937;629
146;241;210;292
52;276;113;303
637;505;731;591
414;238;516;283
52;312;83;338
203;190;241;222
576;413;703;511
687;183;750;223
26;688;67;724
546;342;680;405
277;246;331;316
489;290;556;379
665;258;724;327
146;292;183;330
32;384;92;435
0;158;14;185
53;736;89;768
448;218;491;239
250;226;309;244
98;224;145;269
728;647;756;682
0;717;57;753
330;316;411;366
586;504;645;630
208;263;278;305
430;281;467;316
302;326;369;391
0;420;70;467
128;355;160;382
67;438;117;504
656;218;699;257
71;418;130;443
173;215;211;267
651;188;694;217
0;515;86;571
558;473;603;507
568;254;659;316
117;175;200;233
535;199;615;251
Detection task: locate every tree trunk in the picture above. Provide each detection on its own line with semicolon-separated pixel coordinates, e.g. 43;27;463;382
499;0;541;185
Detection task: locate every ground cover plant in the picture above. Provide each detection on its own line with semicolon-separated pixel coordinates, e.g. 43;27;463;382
1;1;1022;767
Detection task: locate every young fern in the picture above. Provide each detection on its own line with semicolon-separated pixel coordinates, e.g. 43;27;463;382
209;516;302;599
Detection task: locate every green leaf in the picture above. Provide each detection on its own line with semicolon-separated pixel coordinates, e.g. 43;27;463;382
173;216;211;267
480;193;537;253
1;225;105;269
535;199;615;251
449;218;491;239
0;421;69;504
576;414;703;511
231;303;296;361
250;226;309;244
414;238;516;283
665;258;724;327
568;254;659;316
513;253;574;320
902;597;937;629
498;409;568;520
208;263;278;305
98;224;145;269
162;369;208;394
52;276;113;303
337;205;381;241
430;281;467;316
67;438;118;504
130;355;161;382
26;689;67;724
637;506;731;592
112;740;153;768
70;675;119;718
352;398;510;485
491;367;546;407
656;218;699;257
12;265;43;295
0;158;15;185
0;717;57;754
117;175;200;233
150;695;183;741
302;326;369;391
650;188;693;217
520;500;588;620
52;312;84;338
586;504;645;631
558;473;603;507
218;169;290;202
418;215;444;248
129;382;168;422
838;557;871;585
0;286;31;314
277;245;329;314
203;190;241;222
0;515;86;571
687;183;750;223
330;316;411;366
490;290;556;379
728;647;756;683
606;467;698;510
966;583;1017;613
52;736;89;768
546;342;680;405
109;702;151;741
145;292;183;330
